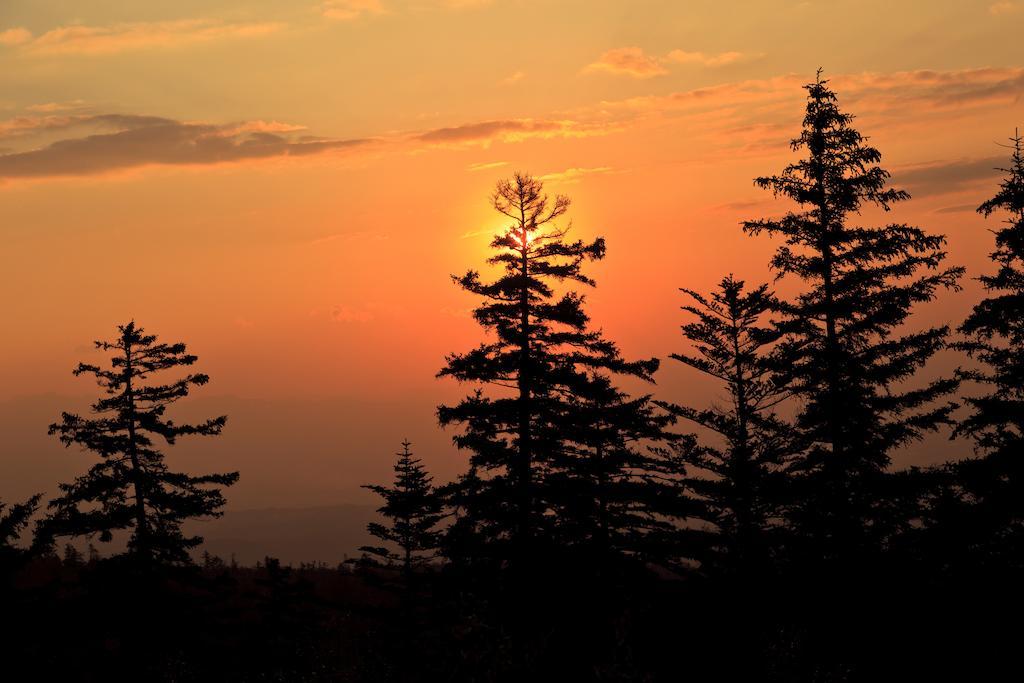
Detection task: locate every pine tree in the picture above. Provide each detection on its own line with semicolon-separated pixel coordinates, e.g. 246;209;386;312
742;72;963;560
361;440;444;574
42;321;237;564
553;374;686;568
660;276;792;576
0;494;40;577
438;172;661;568
62;543;84;567
950;131;1024;561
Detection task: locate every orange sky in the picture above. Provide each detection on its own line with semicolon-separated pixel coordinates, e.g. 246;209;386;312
1;0;1023;510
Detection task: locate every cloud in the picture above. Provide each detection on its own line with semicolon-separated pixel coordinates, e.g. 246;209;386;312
417;118;613;146
320;0;386;20
593;67;1024;122
583;46;754;79
538;166;614;183
665;50;749;67
834;68;1024;115
501;71;525;86
13;19;283;56
894;156;1005;197
0;114;372;179
576;67;1024;163
583;47;668;79
467;160;509;172
307;230;389;246
440;0;494;8
989;1;1021;14
25;100;88;113
934;203;980;214
0;28;32;46
331;305;374;323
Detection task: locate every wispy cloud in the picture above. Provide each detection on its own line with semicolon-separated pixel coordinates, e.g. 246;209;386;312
935;203;980;214
539;166;614;183
894;156;1005;197
583;47;668;79
319;0;386;21
6;19;283;56
417;118;615;147
467;160;509;172
665;49;749;67
331;305;374;323
581;67;1024;158
307;230;389;246
440;0;495;8
989;1;1021;15
583;46;754;79
0;27;31;46
0;113;372;179
501;71;526;86
25;100;88;113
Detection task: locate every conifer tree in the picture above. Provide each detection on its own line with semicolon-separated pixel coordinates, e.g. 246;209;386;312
742;72;963;559
360;440;444;573
42;321;237;564
438;465;490;571
0;494;40;577
660;276;792;575
950;132;1024;560
438;172;661;567
553;375;686;567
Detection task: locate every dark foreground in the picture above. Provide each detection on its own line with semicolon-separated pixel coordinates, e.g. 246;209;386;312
2;552;1020;682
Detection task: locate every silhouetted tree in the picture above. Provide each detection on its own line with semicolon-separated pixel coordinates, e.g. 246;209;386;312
553;375;687;569
42;321;237;564
437;465;490;571
743;72;963;561
0;494;40;578
660;276;792;576
62;542;84;567
438;172;661;569
947;131;1024;565
361;440;443;574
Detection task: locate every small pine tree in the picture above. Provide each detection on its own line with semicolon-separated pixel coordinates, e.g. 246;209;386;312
62;543;84;567
742;72;963;560
0;494;40;578
43;321;238;564
660;276;792;576
950;131;1024;561
361;440;444;574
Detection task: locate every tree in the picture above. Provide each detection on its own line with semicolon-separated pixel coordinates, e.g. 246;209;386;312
438;172;661;568
552;373;687;569
948;131;1024;563
360;440;444;574
659;276;792;576
742;72;963;560
43;321;237;564
0;494;40;576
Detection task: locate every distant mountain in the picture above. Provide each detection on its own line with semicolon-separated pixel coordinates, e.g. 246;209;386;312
187;503;379;566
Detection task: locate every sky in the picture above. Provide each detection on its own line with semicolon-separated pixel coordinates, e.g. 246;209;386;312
1;0;1023;516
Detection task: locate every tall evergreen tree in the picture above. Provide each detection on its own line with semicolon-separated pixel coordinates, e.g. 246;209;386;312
949;131;1024;562
361;440;444;573
660;276;792;576
438;172;663;568
742;72;963;559
42;321;237;564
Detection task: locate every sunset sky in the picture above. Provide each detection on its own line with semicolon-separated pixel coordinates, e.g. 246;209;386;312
2;0;1023;515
